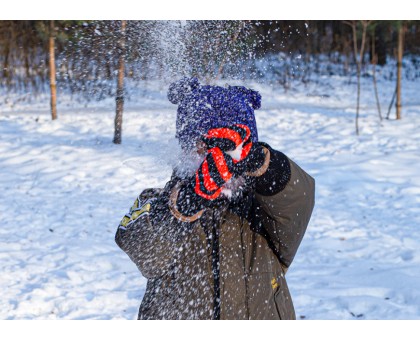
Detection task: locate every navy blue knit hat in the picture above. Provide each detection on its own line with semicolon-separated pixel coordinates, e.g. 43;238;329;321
168;77;261;151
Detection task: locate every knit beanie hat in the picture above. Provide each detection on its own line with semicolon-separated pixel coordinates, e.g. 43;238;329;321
168;77;261;151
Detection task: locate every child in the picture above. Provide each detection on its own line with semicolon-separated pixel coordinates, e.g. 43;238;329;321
116;78;315;319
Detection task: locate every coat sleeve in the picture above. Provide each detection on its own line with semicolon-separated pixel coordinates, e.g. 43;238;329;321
255;146;315;270
115;187;191;279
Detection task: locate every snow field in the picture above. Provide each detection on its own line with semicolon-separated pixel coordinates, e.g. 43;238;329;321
1;76;420;320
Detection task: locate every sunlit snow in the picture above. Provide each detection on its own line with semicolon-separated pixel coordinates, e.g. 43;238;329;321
1;66;420;320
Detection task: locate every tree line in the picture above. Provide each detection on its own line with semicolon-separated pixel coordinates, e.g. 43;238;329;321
0;20;418;140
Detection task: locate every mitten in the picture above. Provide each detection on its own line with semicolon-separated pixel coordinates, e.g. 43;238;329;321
194;146;236;200
173;124;267;220
196;124;265;200
203;124;266;175
202;124;253;165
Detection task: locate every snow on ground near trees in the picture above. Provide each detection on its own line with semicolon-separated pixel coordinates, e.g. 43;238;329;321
1;76;420;320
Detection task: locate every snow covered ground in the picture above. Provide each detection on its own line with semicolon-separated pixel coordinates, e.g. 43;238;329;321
1;74;420;320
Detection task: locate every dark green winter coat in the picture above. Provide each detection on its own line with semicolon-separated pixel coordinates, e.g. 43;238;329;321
115;144;315;320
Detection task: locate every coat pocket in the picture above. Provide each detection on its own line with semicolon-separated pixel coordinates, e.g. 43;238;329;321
273;274;296;320
247;273;280;319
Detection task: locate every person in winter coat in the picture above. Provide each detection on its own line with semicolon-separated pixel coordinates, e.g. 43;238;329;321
115;78;315;320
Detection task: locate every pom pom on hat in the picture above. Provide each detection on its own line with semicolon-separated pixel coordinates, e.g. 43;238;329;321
232;85;261;110
168;77;200;104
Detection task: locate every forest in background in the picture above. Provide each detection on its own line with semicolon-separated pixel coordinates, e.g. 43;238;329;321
0;20;418;138
1;21;418;89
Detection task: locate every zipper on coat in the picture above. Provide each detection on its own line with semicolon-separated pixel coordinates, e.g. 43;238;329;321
239;217;250;319
211;218;221;320
201;210;222;320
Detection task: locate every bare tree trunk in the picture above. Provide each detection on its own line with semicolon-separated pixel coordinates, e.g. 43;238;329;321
355;59;361;135
345;20;371;135
342;37;351;76
349;21;361;135
386;85;397;119
2;21;14;83
49;20;57;120
113;20;127;145
3;39;10;81
303;21;312;84
396;23;405;120
371;30;382;121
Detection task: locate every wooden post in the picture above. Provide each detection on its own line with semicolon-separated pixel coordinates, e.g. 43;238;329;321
113;20;127;144
396;23;404;120
49;20;57;120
